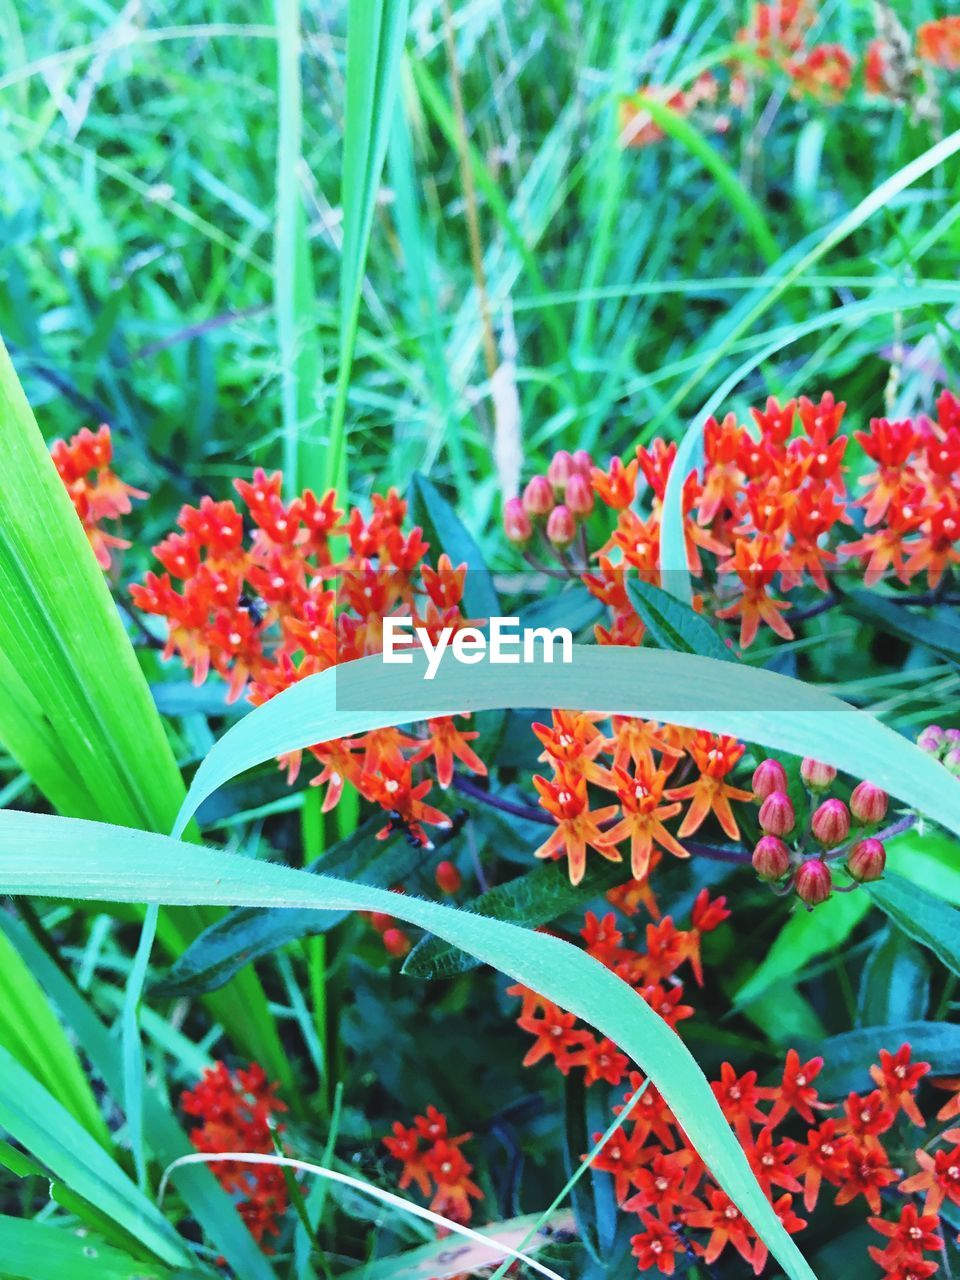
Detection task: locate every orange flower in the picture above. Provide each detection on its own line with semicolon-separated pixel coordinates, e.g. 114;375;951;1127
409;715;486;789
599;763;689;880
668;732;751;840
532;772;619;885
918;16;960;69
715;534;794;648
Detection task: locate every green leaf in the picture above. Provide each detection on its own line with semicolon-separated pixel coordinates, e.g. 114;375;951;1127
844;590;960;665
0;926;111;1149
886;828;960;906
628;97;779;266
0;1216;203;1280
274;0;324;494
408;473;500;620
562;1074;604;1265
869;873;960;979
808;1023;960;1098
0;337;288;1090
0;810;817;1280
0;1046;194;1269
174;649;960;846
156;817;425;996
0;914;277;1280
858;929;930;1027
404;857;627;980
735;891;871;1008
325;0;410;490
625;578;733;662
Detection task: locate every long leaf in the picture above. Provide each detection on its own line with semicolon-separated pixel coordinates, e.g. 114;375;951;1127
0;914;277;1280
0;927;111;1149
0;809;817;1280
869;873;960;979
0;1045;193;1269
0;336;289;1089
0;1215;202;1280
325;0;410;490
173;649;960;842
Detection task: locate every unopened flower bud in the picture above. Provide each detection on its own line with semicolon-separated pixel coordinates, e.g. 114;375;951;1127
917;724;946;755
369;912;393;934
946;728;960;746
944;747;960;777
758;790;795;836
572;449;593;476
752;758;788;800
811;797;850;847
522;475;554;517
547;450;575;494
435;860;462;894
849;780;888;825
565;472;595;516
382;927;412;958
752;835;791;882
801;757;837;791
846;837;886;883
503;497;533;545
546;504;577;549
794;857;832;906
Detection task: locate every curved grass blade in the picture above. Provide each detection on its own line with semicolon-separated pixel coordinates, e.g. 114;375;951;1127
0;808;817;1280
174;649;960;842
660;284;960;601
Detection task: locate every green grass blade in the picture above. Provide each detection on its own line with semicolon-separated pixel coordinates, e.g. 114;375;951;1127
0;1045;194;1268
0;808;817;1280
659;283;960;601
0;336;292;1096
325;0;411;491
175;649;960;843
275;0;323;495
0;914;277;1280
628;97;779;265
0;1215;198;1280
0;927;111;1150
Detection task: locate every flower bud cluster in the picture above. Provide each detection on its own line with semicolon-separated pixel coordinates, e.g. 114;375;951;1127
503;449;594;552
750;756;890;908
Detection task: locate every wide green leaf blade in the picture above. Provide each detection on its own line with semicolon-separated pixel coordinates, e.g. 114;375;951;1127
809;1023;960;1098
0;809;818;1280
0;337;288;1091
0;1215;203;1280
625;577;732;661
869;873;960;979
0;927;111;1149
173;648;960;843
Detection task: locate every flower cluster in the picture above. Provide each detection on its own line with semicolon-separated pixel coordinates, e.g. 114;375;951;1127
618;2;957;149
529;710;753;885
131;471;487;844
50;425;145;570
751;754;890;907
181;1062;288;1248
510;892;730;1086
507;389;960;651
919;724;960;777
382;1105;483;1224
513;910;960;1277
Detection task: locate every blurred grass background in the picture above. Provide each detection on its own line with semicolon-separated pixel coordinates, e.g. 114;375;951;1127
2;0;959;546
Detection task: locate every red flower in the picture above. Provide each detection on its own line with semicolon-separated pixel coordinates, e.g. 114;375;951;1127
630;1214;685;1274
